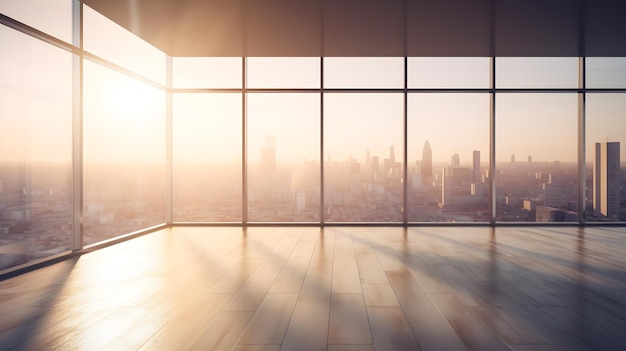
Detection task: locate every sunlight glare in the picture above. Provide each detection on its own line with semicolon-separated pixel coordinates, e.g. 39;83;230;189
104;77;158;129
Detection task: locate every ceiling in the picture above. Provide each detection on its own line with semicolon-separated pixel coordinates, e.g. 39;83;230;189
82;0;626;57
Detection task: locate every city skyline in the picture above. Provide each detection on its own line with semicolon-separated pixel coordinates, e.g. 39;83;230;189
2;3;626;256
2;1;626;275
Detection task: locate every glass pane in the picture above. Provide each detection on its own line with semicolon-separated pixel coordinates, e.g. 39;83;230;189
408;94;490;222
324;93;403;222
83;60;166;245
496;93;578;222
173;93;242;222
408;57;490;88
496;57;579;89
0;26;73;271
247;57;320;89
586;93;626;222
586;58;626;89
83;5;166;84
172;57;242;89
0;0;72;43
247;93;320;222
324;57;404;88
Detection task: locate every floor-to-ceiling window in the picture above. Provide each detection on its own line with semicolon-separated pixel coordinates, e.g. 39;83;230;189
172;57;243;222
247;57;321;222
495;93;578;222
82;5;167;244
324;57;404;222
585;57;626;222
4;0;626;277
495;58;579;222
0;24;73;271
407;58;491;222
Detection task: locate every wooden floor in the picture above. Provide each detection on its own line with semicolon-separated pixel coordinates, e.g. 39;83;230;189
1;226;626;351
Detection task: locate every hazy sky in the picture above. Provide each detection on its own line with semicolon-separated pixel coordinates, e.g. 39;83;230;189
0;25;72;163
1;3;625;166
82;60;165;164
409;93;489;165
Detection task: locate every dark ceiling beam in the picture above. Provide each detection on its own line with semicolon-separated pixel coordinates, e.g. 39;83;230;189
82;0;626;57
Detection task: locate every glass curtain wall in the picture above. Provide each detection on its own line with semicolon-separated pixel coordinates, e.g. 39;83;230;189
83;61;166;244
247;93;321;222
585;93;626;222
172;93;242;221
324;58;404;222
495;58;579;222
495;93;578;222
0;25;74;271
3;0;626;276
585;58;626;222
324;93;404;222
247;58;321;222
171;57;243;222
407;58;491;222
82;5;167;244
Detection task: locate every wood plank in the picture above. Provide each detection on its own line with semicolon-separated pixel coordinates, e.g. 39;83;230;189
332;230;362;293
502;304;598;351
189;311;254;351
328;293;371;345
540;306;626;351
362;284;399;307
281;233;333;351
0;226;625;351
510;345;560;351
428;293;511;351
57;306;146;350
331;255;362;293
472;306;550;345
280;293;331;351
238;293;298;345
327;345;374;351
386;270;467;351
354;247;389;285
233;346;281;351
207;257;264;294
223;254;288;311
269;254;310;294
126;293;231;350
367;306;419;351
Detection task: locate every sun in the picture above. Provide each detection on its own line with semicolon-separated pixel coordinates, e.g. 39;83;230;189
103;73;163;130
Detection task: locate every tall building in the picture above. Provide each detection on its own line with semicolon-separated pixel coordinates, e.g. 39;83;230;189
473;150;480;183
421;141;433;188
371;156;379;172
389;145;395;163
451;153;460;167
594;142;620;218
441;167;448;206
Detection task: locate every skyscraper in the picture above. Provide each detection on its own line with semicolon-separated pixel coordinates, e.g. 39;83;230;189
473;150;480;183
421;141;433;188
451;153;460;167
594;142;620;218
